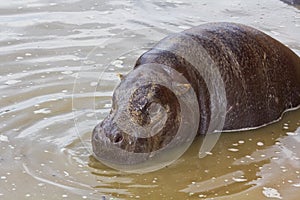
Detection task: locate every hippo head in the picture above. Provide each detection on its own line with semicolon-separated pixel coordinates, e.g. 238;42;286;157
92;63;199;172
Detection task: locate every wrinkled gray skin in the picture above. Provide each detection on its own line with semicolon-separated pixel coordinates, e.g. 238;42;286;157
92;22;300;160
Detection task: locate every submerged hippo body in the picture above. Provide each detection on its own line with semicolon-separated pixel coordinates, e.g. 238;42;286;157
92;22;300;169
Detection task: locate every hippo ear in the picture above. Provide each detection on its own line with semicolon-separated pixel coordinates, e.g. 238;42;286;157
116;73;125;80
172;83;192;96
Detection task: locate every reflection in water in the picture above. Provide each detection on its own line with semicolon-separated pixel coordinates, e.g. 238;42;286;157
281;0;300;6
0;0;299;199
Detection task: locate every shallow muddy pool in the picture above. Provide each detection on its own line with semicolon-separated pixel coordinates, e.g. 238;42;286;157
0;0;300;199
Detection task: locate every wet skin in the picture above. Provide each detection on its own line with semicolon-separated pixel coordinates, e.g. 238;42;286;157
92;22;300;159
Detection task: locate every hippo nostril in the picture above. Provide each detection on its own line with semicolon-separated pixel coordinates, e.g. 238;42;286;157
113;134;123;143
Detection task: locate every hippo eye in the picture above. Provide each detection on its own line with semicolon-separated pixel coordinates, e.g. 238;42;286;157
113;133;123;143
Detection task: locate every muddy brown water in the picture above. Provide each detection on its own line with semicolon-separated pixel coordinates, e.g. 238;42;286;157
0;0;300;199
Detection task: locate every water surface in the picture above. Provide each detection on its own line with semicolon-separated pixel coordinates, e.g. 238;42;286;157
0;0;300;199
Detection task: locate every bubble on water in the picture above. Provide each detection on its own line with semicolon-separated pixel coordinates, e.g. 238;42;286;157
262;187;282;199
283;124;289;130
257;141;264;146
228;148;239;152
293;183;300;187
33;108;51;114
63;171;69;177
238;140;245;144
5;80;22;85
61;71;73;75
103;104;112;108
286;131;298;136
90;82;98;87
16;56;24;60
111;60;124;68
0;135;9;142
25;53;32;56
